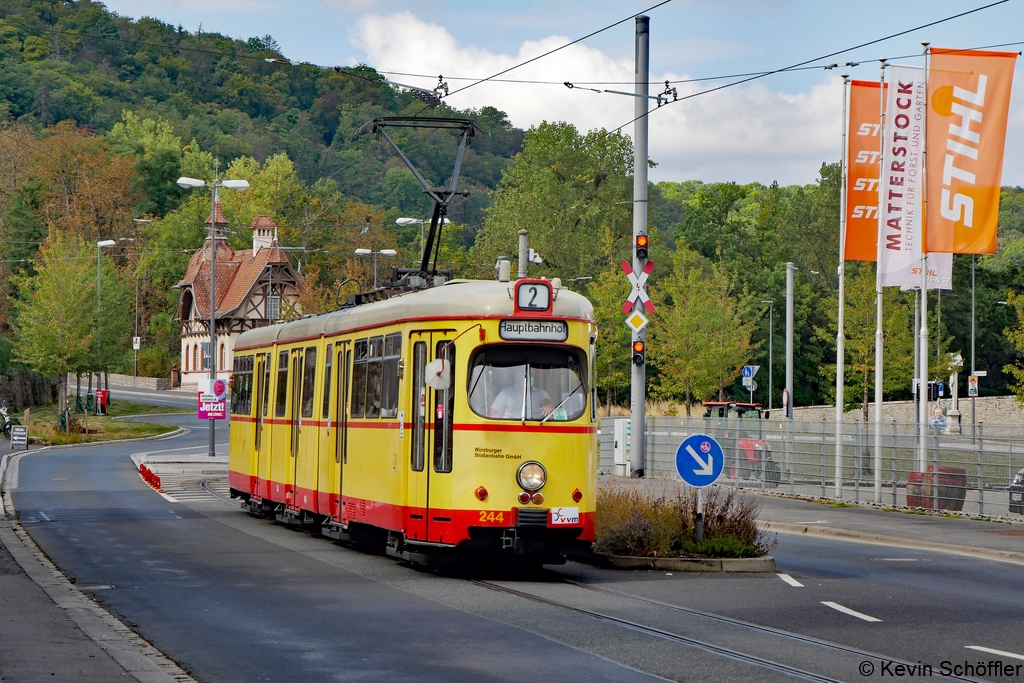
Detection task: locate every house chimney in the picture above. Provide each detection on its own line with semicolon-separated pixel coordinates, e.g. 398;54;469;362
250;215;276;253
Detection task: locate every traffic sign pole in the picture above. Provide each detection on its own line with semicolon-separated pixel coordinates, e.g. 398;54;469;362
676;434;725;543
630;15;650;478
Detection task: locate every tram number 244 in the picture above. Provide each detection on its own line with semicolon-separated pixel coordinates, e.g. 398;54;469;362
479;511;506;523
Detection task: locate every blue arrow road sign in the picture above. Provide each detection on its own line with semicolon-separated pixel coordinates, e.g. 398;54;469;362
675;434;725;487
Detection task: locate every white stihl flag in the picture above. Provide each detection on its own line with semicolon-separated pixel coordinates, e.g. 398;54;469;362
878;65;925;288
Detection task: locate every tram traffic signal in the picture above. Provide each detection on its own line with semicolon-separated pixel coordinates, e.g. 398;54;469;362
635;234;649;260
631;340;646;366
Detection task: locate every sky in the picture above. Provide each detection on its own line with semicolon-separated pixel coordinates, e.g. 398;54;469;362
99;0;1024;187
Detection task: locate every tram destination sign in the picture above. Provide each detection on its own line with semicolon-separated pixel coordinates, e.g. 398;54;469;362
499;319;568;342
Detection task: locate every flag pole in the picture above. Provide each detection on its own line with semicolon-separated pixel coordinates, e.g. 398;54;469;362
836;74;850;499
919;43;931;471
873;60;887;502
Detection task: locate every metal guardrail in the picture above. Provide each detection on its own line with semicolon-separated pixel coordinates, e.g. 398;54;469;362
599;416;1024;518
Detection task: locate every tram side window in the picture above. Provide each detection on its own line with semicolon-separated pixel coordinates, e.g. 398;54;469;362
350;340;368;418
365;336;384;418
262;355;271;417
300;347;317;418
381;334;402;418
231;355;253;415
275;350;289;417
433;342;455;473
322;345;333;420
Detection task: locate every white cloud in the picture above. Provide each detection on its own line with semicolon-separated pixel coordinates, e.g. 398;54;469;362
354;12;843;185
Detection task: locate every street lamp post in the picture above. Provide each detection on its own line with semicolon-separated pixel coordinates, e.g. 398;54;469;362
354;248;398;289
177;175;250;457
96;239;116;414
761;300;773;411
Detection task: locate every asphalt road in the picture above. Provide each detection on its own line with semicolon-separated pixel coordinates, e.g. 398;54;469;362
9;412;1024;682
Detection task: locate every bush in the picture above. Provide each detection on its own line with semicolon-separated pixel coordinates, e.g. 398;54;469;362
594;483;773;558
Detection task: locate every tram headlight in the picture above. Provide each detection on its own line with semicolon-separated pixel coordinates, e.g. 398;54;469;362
517;461;546;492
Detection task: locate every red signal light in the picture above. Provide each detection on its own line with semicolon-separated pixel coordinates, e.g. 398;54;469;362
632;340;646;366
518;491;532;504
475;486;488;501
572;488;583;503
635;234;649;260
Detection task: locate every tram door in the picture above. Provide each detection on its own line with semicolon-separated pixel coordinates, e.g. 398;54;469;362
286;348;303;508
293;346;320;511
324;342;350;520
253;353;270;498
406;331;455;543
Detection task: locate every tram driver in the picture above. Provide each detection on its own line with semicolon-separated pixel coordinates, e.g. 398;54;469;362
488;368;553;419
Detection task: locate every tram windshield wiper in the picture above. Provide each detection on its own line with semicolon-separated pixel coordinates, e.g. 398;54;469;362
540;382;584;425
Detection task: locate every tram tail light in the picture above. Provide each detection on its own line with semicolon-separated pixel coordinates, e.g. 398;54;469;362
572;488;583;503
531;492;544;505
475;486;488;501
518;491;532;504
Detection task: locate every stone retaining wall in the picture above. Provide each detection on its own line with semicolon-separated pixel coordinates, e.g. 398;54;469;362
787;395;1024;425
66;372;171;391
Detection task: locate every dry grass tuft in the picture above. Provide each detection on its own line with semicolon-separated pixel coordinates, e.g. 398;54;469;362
594;483;772;558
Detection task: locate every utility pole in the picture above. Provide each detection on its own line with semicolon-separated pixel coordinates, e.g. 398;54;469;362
629;15;650;477
837;74;849;499
761;300;773;411
785;262;794;419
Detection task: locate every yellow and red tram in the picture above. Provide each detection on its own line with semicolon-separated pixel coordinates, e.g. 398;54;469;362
228;277;598;565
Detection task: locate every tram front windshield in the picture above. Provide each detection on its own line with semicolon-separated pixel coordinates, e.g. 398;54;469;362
468;345;587;421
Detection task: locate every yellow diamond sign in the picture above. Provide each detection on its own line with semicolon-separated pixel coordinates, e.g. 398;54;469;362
625;310;648;333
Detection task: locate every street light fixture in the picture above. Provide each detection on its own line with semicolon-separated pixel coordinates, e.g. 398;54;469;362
176;175;250;457
354;248;398;289
397;217;449;259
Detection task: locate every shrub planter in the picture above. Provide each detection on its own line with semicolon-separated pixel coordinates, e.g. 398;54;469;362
568;549;776;572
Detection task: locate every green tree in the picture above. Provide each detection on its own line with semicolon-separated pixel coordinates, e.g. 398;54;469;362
471;122;633;280
11;237;97;421
817;265;914;419
586;268;631;414
650;245;755;413
107;110;184;217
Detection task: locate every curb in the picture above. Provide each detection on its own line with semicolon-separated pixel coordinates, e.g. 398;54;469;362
760;520;1024;566
568;550;776;572
0;428;186;496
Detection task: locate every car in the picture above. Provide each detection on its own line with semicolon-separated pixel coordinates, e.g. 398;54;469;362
1010;468;1024;515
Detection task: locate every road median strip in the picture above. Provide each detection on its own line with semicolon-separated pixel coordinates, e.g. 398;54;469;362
761;519;1024;565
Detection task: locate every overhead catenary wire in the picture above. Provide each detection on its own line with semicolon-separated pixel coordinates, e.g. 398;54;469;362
604;0;1011;136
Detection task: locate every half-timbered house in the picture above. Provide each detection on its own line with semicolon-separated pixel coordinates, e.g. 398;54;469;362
174;206;305;387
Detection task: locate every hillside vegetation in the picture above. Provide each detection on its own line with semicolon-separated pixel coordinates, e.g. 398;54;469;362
2;0;1024;413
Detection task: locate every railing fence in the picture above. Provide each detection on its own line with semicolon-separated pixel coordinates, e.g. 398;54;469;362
599;416;1024;518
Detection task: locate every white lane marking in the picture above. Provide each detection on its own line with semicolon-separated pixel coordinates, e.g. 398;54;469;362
875;558;929;562
822;601;882;622
159;492;178;503
777;573;803;587
38;511;50;521
966;646;1024;661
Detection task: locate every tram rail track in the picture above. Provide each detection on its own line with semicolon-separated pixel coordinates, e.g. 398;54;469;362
183;479;982;683
467;578;981;683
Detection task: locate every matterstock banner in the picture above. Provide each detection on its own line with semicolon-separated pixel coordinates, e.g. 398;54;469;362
844;80;884;262
879;65;926;288
926;48;1017;254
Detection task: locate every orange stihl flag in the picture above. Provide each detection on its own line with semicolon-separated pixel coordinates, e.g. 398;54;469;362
845;80;885;261
926;48;1017;254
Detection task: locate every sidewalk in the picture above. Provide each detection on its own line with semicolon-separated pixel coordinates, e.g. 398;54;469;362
601;474;1024;565
0;523;132;681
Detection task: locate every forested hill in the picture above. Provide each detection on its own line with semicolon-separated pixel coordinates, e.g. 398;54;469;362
0;0;522;226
